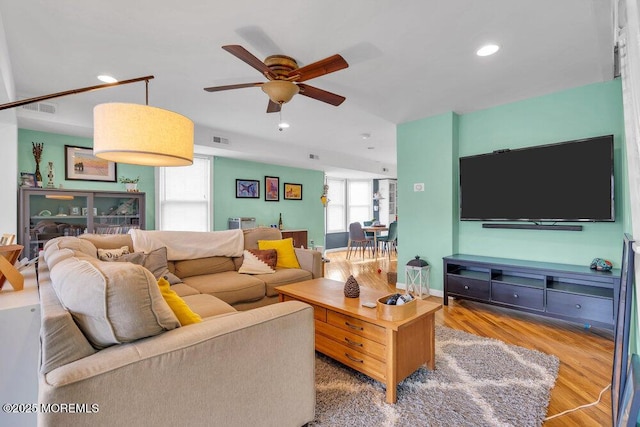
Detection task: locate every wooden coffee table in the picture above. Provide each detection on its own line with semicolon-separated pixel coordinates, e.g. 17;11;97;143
276;278;442;403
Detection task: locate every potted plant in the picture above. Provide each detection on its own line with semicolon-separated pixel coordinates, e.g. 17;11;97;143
119;176;140;192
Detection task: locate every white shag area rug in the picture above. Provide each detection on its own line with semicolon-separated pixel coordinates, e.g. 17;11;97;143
311;326;559;427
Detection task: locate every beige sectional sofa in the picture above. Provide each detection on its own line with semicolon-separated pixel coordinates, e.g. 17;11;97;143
36;227;319;426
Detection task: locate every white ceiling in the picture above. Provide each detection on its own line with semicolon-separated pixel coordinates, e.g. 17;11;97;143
0;0;614;178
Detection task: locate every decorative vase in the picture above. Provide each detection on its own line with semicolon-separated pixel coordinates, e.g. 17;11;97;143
125;183;138;192
32;142;44;187
344;275;360;298
46;162;55;189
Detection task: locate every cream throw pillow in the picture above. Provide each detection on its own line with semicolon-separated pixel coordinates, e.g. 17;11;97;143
239;249;276;274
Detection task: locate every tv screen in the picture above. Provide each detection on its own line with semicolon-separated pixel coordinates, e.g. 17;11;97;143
459;135;614;222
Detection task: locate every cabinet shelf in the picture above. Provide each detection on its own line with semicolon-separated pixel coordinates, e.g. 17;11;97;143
443;254;620;330
493;274;545;289
547;281;613;299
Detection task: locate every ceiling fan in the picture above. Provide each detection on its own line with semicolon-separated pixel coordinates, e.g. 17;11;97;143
204;45;349;113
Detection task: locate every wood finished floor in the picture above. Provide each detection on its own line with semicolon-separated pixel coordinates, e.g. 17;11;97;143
323;249;613;427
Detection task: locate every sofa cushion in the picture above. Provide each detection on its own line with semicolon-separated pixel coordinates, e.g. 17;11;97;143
239;250;276;275
49;256;180;349
172;256;236;278
157;277;202;326
79;233;134;252
39;279;96;374
181;294;237;318
244;227;282;249
113;247;182;284
258;238;301;269
170;282;201;297
259;269;314;297
182;271;265;305
44;236;98;260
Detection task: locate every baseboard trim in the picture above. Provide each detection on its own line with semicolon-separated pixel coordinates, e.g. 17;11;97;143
396;282;443;298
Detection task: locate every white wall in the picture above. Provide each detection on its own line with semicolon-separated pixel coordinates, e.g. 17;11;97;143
0;11;17;236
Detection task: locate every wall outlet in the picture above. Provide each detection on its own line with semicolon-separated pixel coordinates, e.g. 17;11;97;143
414;183;425;192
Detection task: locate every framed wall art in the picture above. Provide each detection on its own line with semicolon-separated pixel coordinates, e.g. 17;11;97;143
265;176;279;201
65;145;117;182
236;179;259;198
20;172;37;188
284;183;302;200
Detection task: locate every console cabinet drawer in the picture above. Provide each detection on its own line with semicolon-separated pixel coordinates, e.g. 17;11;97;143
446;275;490;301
546;291;613;324
327;310;386;345
491;282;544;311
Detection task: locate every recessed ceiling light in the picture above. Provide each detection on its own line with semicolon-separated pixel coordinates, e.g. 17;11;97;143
476;44;500;57
97;75;118;83
361;132;371;139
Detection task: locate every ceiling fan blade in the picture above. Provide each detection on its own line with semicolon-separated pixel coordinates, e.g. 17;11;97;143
203;82;263;92
222;45;276;79
287;54;348;82
266;100;281;113
297;84;346;106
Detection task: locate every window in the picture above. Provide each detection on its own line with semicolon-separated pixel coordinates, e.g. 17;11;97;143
347;180;373;226
157;155;211;231
326;178;346;233
326;178;373;233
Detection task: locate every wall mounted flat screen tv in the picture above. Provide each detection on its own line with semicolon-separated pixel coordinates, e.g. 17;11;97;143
459;135;614;222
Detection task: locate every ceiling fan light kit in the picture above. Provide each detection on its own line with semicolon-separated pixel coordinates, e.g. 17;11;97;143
262;80;299;104
93;103;194;167
204;44;349;113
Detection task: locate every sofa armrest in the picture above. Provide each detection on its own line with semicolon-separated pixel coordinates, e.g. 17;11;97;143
39;301;315;427
295;247;323;278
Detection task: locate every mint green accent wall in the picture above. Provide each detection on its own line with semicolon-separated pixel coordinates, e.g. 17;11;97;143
213;157;325;248
18;129;156;228
397;112;458;288
397;80;626;291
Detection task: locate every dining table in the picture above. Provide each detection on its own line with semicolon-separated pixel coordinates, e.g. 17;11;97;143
362;225;389;257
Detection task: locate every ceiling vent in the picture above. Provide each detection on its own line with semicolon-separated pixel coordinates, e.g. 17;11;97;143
21;101;57;114
309;154;319;160
212;136;230;145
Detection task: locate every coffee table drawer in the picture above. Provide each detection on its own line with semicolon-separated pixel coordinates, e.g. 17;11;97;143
316;320;386;362
327;310;386;345
316;334;386;382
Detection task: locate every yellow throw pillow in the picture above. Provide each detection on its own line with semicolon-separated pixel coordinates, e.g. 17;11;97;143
257;238;301;269
157;277;202;326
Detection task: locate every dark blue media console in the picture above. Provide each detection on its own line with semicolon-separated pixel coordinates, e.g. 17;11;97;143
443;254;621;330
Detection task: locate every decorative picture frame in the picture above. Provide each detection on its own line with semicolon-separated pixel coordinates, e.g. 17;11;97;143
265;176;279;201
65;145;117;182
20;172;37;188
236;179;259;198
284;183;303;200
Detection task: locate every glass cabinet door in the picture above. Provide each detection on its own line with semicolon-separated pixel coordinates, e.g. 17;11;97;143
93;192;145;234
22;189;91;258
